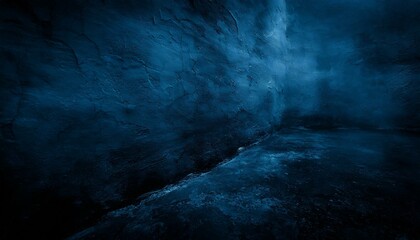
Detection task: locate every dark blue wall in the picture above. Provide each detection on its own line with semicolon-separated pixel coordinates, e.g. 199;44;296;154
0;0;286;237
0;0;419;238
282;0;420;129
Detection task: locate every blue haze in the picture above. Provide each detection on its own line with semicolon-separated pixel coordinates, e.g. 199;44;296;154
0;0;419;238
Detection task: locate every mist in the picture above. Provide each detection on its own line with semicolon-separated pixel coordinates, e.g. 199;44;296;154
1;0;419;239
282;0;420;129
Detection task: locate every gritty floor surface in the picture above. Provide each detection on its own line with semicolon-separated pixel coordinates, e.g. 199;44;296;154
70;129;420;240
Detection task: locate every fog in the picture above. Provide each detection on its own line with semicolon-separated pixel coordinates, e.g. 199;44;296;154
0;0;419;238
282;0;419;129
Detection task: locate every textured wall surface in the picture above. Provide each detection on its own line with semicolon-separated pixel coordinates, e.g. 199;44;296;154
0;0;286;237
282;0;420;129
1;0;419;238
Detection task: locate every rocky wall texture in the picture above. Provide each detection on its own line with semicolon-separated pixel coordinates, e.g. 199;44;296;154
0;0;287;238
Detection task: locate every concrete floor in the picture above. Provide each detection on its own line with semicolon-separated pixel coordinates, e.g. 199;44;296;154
70;129;420;240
